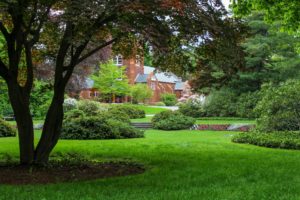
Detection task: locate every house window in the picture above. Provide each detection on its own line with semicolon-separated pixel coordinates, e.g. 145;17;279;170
136;55;141;67
94;91;98;97
150;82;156;90
114;55;123;66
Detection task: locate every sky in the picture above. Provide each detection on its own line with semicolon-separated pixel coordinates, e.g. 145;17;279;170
221;0;230;10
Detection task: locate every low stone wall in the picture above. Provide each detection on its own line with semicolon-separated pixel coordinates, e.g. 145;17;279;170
192;124;255;132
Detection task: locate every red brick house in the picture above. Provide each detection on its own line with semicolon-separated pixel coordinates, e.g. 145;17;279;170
79;55;192;103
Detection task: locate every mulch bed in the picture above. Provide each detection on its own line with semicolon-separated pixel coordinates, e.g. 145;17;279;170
0;161;145;185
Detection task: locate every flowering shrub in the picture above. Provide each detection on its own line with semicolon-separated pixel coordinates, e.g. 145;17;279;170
63;98;78;112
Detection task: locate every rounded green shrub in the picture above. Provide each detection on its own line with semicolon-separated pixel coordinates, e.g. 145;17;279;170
0;119;16;137
160;93;177;106
178;100;205;118
64;109;85;121
152;110;196;130
77;100;101;116
61;117;144;140
255;80;300;132
109;105;145;119
155;102;166;106
236;91;261;119
203;88;237;117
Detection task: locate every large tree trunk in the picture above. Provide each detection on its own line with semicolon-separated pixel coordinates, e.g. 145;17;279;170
7;81;34;165
34;87;65;164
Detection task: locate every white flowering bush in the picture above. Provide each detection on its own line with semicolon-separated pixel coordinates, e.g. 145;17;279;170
63;98;78;112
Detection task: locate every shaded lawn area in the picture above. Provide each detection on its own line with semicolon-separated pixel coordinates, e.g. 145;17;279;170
0;130;300;199
131;116;255;124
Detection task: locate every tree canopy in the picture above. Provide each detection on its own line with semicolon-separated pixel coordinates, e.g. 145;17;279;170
0;0;244;165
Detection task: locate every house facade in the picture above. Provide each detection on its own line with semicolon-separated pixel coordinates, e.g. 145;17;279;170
79;55;192;103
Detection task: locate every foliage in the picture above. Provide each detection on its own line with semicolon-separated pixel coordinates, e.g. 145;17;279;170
236;91;261;118
178;100;205;118
30;80;53;119
0;119;16;137
155;102;166;106
203;89;238;117
160;93;177;106
152;110;195;130
61;117;143;140
92;61;130;102
77;100;102;116
130;84;153;104
255;80;300;132
232;130;300;150
232;0;300;32
64;109;85;121
0;79;12;116
63;98;78;112
109;105;145;119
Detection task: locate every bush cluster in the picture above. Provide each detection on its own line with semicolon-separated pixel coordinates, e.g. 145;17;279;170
160;93;177;106
232;130;300;150
0;119;16;137
109;104;145;119
178;100;205;118
61;115;143;140
255;80;300;132
152;110;196;130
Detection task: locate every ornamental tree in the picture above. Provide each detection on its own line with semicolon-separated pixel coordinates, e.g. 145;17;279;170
0;0;243;165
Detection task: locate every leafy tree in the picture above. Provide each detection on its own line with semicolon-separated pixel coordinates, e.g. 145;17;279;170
232;0;300;32
130;84;153;104
92;61;130;103
0;0;242;165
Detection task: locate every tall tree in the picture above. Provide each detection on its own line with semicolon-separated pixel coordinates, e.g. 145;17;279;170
0;0;243;165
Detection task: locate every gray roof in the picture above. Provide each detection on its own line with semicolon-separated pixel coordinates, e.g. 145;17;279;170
135;74;149;83
144;66;180;83
175;81;184;90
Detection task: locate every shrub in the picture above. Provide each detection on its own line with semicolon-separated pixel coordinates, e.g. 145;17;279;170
178;100;205;118
77;100;101;116
97;110;131;124
160;93;177;106
255;80;300;132
130;84;153;104
203;88;238;117
63;98;78;112
236;91;261;119
232;130;300;150
109;105;145;119
155;102;166;106
0;119;16;137
64;109;85;121
152;110;196;130
61;117;143;140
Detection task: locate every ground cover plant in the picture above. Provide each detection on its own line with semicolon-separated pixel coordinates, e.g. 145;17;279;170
0;130;300;199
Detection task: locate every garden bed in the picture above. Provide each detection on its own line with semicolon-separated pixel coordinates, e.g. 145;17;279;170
0;161;145;185
194;124;254;131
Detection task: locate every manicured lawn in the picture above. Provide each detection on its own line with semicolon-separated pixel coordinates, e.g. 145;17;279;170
133;105;168;114
0;130;300;199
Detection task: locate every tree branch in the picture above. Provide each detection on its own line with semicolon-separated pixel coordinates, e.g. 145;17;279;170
0;59;9;81
0;21;10;41
76;38;118;65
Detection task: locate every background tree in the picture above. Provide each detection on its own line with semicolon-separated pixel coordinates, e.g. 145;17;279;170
92;61;130;103
232;0;300;32
0;0;243;165
130;84;153;104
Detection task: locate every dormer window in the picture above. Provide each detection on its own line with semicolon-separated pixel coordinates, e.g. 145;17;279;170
136;55;141;67
114;55;123;66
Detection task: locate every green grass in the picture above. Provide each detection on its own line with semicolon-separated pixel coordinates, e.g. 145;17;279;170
131;117;255;124
0;129;300;199
133;105;168;114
